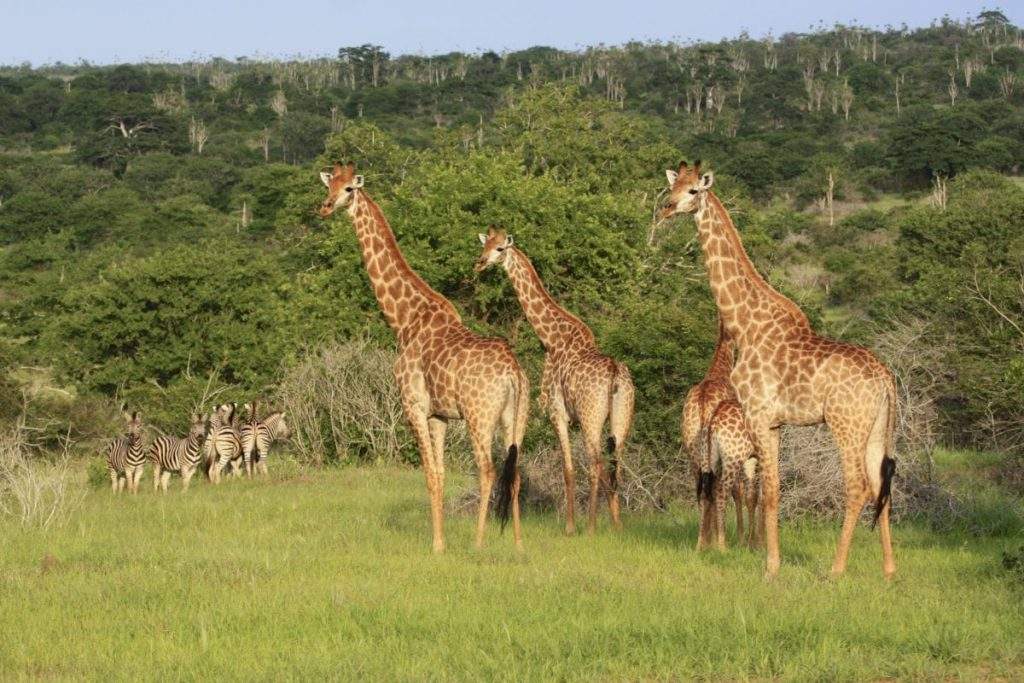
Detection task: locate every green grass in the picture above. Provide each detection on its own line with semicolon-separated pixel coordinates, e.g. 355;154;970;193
2;465;1022;680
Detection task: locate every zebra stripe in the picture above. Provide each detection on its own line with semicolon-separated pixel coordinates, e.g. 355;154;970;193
208;403;241;484
150;413;206;492
107;411;145;494
241;407;290;477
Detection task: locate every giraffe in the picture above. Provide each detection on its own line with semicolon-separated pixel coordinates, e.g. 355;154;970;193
700;398;761;551
475;226;635;534
680;318;750;549
319;163;529;552
660;160;897;579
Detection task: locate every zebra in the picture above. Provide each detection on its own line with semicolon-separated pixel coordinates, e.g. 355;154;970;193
204;403;232;478
106;410;145;494
240;402;291;477
150;412;206;492
208;402;242;484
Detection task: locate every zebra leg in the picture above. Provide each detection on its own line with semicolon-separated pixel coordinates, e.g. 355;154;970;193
242;444;253;478
132;466;145;494
213;457;229;484
160;471;171;493
109;469;119;493
153;463;163;492
181;466;195;491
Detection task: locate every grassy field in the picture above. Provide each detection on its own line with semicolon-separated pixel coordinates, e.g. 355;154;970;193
1;463;1022;681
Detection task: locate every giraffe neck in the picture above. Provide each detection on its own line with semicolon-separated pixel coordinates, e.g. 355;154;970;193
347;190;460;343
704;323;734;383
694;191;809;342
503;247;594;352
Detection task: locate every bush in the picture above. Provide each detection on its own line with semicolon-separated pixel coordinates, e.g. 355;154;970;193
277;339;469;466
0;422;81;528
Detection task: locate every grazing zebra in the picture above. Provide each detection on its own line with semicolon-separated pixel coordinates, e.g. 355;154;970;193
208;403;242;484
240;402;290;477
106;410;145;494
150;413;206;492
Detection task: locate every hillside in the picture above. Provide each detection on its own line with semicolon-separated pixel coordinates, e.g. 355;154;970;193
0;11;1022;458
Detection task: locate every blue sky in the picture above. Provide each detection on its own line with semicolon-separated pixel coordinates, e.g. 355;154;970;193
2;1;1017;66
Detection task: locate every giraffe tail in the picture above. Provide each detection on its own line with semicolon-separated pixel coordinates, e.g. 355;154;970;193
697;403;726;504
607;361;634;492
495;444;518;529
495;370;528;530
873;375;898;528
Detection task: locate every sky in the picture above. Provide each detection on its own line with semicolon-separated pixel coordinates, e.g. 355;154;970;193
2;1;1018;66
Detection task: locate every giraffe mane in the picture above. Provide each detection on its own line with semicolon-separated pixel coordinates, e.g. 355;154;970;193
705;192;810;328
355;189;462;324
509;246;595;345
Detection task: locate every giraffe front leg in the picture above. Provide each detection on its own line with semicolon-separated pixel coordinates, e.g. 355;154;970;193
752;424;781;579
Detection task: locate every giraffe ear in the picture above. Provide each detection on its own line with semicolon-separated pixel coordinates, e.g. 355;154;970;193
665;169;678;186
319;171;332;188
700;172;714;189
505;235;514;248
352;175;365;188
478;233;488;245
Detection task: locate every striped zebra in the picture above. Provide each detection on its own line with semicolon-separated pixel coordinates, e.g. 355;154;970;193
240;402;291;477
150;413;206;492
208;403;242;484
204;403;232;477
106;410;145;494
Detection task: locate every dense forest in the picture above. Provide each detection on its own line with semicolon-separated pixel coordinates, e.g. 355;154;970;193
0;11;1022;464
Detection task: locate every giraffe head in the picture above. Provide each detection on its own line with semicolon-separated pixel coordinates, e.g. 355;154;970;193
318;162;364;217
474;225;514;273
123;410;142;436
659;159;714;219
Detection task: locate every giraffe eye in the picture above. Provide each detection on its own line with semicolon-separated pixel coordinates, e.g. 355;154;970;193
688;189;698;195
345;187;354;193
496;247;506;252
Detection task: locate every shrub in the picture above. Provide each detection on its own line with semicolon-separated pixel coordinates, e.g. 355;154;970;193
0;422;82;528
277;339;470;466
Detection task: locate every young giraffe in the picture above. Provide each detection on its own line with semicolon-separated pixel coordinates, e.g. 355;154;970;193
681;318;748;548
661;160;897;579
319;163;529;552
475;226;635;534
700;399;762;550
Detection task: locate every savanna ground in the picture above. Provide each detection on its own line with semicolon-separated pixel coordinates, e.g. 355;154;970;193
1;451;1022;681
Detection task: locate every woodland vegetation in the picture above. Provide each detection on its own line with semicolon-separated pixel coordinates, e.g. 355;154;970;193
0;11;1022;489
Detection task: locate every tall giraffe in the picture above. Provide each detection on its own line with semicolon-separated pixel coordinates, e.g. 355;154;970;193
319;163;529;552
681;319;757;549
475;227;635;534
660;160;897;579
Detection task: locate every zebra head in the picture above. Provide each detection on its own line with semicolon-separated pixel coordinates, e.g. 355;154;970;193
274;411;292;440
189;413;206;442
123;410;142;437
